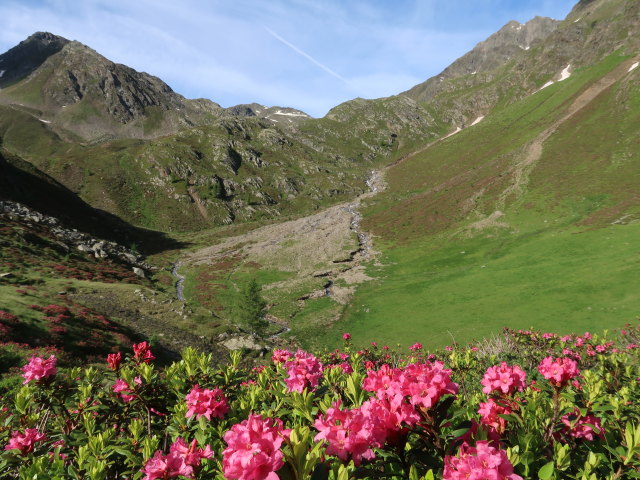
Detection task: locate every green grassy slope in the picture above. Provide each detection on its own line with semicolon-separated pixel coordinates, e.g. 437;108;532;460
318;52;640;350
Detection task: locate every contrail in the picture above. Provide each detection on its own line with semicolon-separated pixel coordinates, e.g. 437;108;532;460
264;26;348;83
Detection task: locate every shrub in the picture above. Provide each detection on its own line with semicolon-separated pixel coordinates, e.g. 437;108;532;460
0;324;638;479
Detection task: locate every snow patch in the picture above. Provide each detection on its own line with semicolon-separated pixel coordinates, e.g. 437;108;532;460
628;62;639;72
39;119;51;124
0;70;5;78
471;116;484;126
273;109;308;117
444;127;461;139
538;65;571;92
539;80;555;91
525;46;530;51
573;17;581;23
471;71;477;75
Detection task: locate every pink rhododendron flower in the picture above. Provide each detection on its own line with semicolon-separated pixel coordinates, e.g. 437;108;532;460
222;414;288;480
185;385;230;420
271;349;291;364
443;441;522;480
478;398;512;434
363;361;458;411
481;362;527;395
559;409;604;441
537;357;580;387
314;399;416;466
112;377;141;402
283;350;323;393
107;352;122;371
360;396;420;444
404;362;458;409
21;355;57;384
4;428;46;455
133;341;155;363
142;451;193;480
340;362;353;374
169;438;213;467
342;332;351;340
409;342;423;351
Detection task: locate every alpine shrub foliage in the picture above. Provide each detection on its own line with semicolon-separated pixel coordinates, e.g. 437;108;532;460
1;326;639;480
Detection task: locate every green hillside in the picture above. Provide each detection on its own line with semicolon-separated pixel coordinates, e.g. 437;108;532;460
322;51;640;350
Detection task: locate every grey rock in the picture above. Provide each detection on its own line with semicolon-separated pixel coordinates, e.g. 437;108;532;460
133;267;146;278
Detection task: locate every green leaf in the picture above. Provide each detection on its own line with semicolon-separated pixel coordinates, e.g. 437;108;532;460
337;465;349;480
538;461;555;480
422;470;435;480
450;427;471;438
409;465;419;480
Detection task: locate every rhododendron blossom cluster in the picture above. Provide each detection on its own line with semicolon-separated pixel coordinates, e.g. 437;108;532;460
478;398;512;434
107;352;122;371
133;341;155;363
537;356;580;387
4;429;46;456
363;361;458;410
222;414;288;480
443;441;522;480
314;396;420;465
481;362;527;395
271;349;291;364
112;377;141;402
185;385;230;420
560;409;605;441
142;438;213;480
283;350;323;393
21;355;57;384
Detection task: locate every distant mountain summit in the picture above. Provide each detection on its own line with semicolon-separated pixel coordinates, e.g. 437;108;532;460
0;32;312;141
0;32;69;88
405;16;560;104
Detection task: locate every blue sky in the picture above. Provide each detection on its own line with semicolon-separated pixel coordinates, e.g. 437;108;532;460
0;0;577;117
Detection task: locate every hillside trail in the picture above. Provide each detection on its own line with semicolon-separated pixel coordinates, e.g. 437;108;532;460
496;57;639;210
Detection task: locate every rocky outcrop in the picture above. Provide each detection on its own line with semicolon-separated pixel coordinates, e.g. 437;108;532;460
0;200;153;274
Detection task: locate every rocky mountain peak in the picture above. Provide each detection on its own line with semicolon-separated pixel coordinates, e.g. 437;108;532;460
0;31;69;87
403;15;560;105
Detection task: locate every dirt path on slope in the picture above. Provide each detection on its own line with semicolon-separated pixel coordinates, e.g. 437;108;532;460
497;58;639;210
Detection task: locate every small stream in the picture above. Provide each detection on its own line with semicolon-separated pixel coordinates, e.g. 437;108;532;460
324;171;380;298
171;261;186;301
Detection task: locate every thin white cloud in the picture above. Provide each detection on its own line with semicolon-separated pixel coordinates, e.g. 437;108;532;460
263;26;348;83
0;0;578;117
